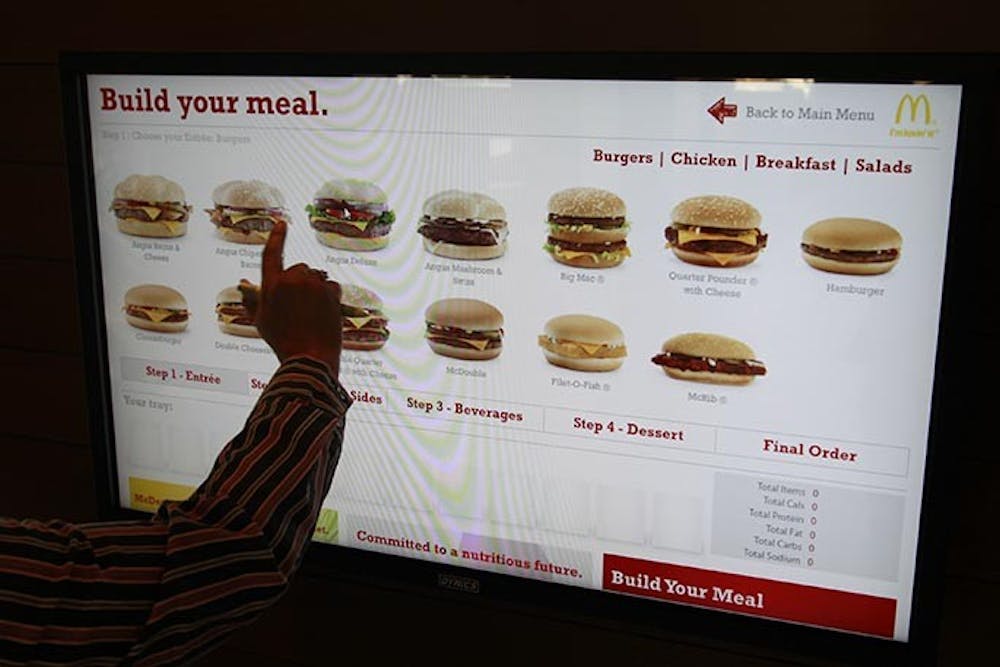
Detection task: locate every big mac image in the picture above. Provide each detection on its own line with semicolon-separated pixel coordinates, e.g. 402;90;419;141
123;284;189;333
538;314;627;372
111;174;192;238
306;178;396;250
207;179;288;244
424;298;504;360
340;284;390;351
418;190;509;259
800;217;902;275
651;333;766;385
544;187;631;268
664;195;767;268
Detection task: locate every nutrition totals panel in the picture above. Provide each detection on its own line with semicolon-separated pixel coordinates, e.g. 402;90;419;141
86;74;962;640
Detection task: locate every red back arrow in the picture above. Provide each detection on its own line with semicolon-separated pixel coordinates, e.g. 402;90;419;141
708;97;738;124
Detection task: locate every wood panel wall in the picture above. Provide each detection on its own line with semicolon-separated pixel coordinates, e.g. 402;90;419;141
0;3;995;665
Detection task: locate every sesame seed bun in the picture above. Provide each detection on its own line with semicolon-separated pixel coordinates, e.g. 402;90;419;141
540;314;626;372
659;333;760;385
114;174;186;203
548;187;626;219
212;179;285;208
671;195;761;230
801;218;902;275
423;190;506;221
123;284;188;333
340;284;384;313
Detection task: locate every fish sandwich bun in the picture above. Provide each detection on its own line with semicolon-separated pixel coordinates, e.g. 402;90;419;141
341;284;390;351
801;217;902;275
545;187;630;268
651;333;766;385
123;284;189;333
208;180;288;244
111;174;191;238
666;195;767;268
307;178;396;251
538;314;627;372
425;298;503;361
215;285;259;337
418;190;508;260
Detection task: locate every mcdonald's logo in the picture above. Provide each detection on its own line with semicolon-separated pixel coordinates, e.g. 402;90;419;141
895;94;932;124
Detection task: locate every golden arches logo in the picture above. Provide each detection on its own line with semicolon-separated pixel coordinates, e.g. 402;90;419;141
895;94;932;124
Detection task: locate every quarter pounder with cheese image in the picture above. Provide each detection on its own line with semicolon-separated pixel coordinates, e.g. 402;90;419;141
418;190;508;259
651;332;765;385
123;284;189;333
340;284;390;351
207;179;288;245
307;178;396;250
111;174;191;238
800;217;902;275
665;195;767;268
425;298;503;360
215;285;259;337
538;314;626;372
545;187;631;268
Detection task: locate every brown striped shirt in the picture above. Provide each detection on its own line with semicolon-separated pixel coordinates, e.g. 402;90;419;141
0;356;351;665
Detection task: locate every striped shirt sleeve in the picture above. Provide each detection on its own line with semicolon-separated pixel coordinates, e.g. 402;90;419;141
0;355;351;666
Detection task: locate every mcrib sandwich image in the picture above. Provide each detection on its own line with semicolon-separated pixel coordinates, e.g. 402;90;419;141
207;179;288;244
215;285;259;337
306;178;396;250
418;190;508;260
424;298;504;360
538;314;627;372
545;187;630;268
665;195;767;268
800;217;902;275
123;284;189;333
651;333;766;385
341;284;390;351
111;174;191;238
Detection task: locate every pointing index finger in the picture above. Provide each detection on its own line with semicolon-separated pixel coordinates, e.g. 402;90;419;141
262;219;287;285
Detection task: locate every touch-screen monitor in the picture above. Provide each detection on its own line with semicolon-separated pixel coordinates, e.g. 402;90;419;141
62;53;978;663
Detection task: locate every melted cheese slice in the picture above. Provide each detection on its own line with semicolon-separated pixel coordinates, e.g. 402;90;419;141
705;252;739;266
218;312;241;324
137;206;161;220
345;315;376;329
143;308;181;323
675;228;759;247
459;338;492;351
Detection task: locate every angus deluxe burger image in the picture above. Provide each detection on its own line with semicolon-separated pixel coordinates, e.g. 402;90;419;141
207;179;288;244
425;298;503;360
651;333;766;385
418;190;508;259
306;178;396;250
538;314;627;372
215;285;259;337
111;174;192;238
341;284;390;351
545;187;630;268
800;217;902;275
123;284;189;333
665;195;767;268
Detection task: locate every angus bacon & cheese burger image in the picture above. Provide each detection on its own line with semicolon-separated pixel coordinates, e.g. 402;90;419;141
545;187;630;268
665;195;767;268
111;174;191;238
306;178;396;250
800;217;902;275
207;179;288;244
215;284;259;337
651;332;765;385
418;190;508;259
340;284;390;351
424;298;504;361
538;314;627;372
123;284;189;333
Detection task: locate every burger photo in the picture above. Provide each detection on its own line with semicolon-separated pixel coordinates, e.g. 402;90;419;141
207;179;288;244
651;333;766;385
665;195;767;268
340;284;390;351
215;284;259;338
418;190;508;260
800;217;902;275
123;284;189;333
544;187;631;268
424;298;503;361
111;174;191;238
538;314;627;372
306;178;396;251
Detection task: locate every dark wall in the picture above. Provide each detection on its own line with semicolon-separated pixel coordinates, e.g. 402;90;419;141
0;3;996;665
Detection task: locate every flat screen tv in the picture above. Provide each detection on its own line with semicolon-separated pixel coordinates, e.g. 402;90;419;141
60;52;990;665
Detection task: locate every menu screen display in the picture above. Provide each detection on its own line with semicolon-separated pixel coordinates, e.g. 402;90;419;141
84;73;961;640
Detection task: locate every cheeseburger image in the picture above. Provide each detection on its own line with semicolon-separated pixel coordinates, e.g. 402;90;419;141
424;298;503;361
306;178;396;250
111;174;191;238
665;195;767;268
207;179;288;244
341;284;390;351
800;217;902;275
123;284;189;333
651;333;766;385
418;190;508;260
538;314;626;372
545;187;630;268
215;285;259;337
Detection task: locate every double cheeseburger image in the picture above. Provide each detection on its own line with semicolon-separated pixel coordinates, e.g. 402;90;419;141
425;298;504;360
306;178;396;250
340;284;390;351
215;285;259;338
207;179;288;244
538;314;627;372
665;195;767;268
111;174;192;238
800;217;903;275
545;187;631;268
123;284;189;333
651;333;766;385
418;190;509;260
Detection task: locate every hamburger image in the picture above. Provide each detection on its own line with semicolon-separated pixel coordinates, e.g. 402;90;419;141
665;195;767;268
207;179;288;244
800;217;902;275
111;174;191;238
545;187;631;268
651;333;765;385
215;285;259;337
306;178;396;251
424;298;503;361
418;190;508;260
538;314;627;372
123;284;189;333
341;284;390;351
